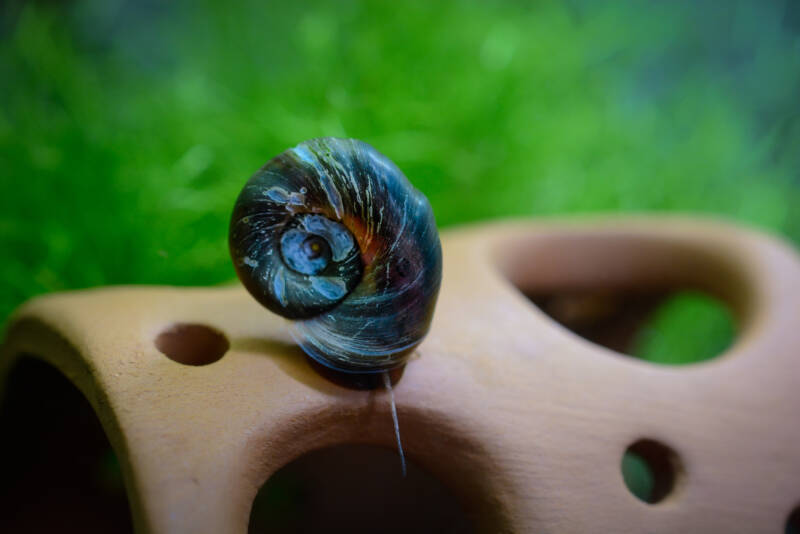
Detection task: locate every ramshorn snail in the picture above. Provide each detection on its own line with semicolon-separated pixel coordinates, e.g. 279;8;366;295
229;137;442;374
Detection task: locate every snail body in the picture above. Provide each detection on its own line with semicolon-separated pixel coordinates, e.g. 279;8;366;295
229;138;442;373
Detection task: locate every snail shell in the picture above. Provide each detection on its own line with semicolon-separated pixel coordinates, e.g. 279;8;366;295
229;138;442;373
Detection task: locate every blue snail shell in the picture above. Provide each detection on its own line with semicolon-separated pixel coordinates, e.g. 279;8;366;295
229;138;442;373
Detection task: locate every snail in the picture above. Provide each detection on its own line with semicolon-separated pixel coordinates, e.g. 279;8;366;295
229;138;442;374
230;138;442;475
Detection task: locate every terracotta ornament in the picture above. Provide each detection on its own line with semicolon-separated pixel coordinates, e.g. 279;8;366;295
1;217;799;532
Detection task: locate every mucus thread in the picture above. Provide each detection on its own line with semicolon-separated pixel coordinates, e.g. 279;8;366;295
383;370;407;477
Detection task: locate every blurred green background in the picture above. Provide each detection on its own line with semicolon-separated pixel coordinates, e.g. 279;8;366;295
1;0;799;362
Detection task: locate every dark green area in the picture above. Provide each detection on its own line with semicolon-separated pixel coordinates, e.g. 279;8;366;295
1;0;799;363
621;449;655;503
787;504;800;534
631;292;735;364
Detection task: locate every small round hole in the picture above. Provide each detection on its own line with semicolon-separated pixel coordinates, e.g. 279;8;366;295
155;323;229;366
621;439;682;504
787;504;800;534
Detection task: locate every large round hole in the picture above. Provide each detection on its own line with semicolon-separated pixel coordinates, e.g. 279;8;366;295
155;323;229;365
499;233;740;365
621;438;683;504
248;444;475;533
531;290;735;364
787;504;800;534
0;356;133;532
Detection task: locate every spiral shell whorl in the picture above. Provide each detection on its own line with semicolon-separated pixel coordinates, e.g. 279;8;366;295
230;138;442;373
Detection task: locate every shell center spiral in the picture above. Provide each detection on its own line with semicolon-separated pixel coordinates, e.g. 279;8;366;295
280;214;356;276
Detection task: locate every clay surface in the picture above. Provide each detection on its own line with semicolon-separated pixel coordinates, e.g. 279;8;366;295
2;217;799;533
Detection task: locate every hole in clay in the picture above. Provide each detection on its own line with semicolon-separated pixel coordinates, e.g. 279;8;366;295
248;444;475;533
499;233;739;364
531;290;734;364
787;504;800;534
155;323;229;365
0;356;133;532
621;439;683;504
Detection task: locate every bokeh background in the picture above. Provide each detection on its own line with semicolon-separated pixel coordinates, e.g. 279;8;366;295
1;0;800;530
4;0;799;365
2;0;800;347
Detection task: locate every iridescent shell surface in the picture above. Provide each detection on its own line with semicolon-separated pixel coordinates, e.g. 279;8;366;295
229;138;442;373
